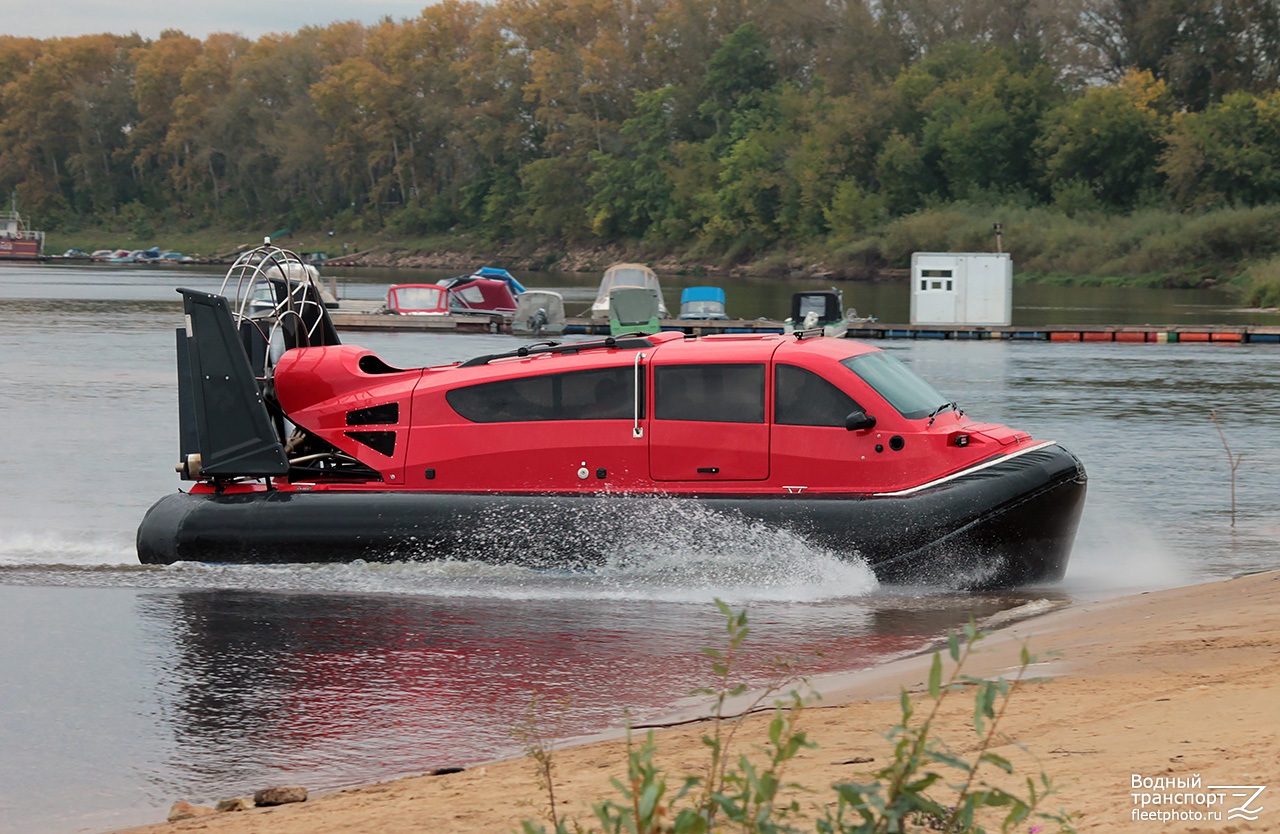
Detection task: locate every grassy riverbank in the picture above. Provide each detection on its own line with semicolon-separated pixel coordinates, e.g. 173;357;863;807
45;202;1280;305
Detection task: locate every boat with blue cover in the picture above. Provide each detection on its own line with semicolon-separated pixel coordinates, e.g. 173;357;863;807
679;286;729;320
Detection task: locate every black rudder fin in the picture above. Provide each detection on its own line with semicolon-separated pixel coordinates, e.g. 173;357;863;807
176;288;289;478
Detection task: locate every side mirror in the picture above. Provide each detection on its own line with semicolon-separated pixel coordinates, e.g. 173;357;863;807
845;409;877;431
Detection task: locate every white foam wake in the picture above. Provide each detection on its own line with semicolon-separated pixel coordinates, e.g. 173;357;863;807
0;531;137;566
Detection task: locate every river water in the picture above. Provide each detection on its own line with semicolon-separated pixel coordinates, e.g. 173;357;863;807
1;262;1277;833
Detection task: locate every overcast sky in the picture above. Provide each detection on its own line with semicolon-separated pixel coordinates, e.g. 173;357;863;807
12;0;436;41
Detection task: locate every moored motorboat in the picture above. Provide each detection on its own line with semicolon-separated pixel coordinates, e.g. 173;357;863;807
385;283;451;315
589;263;669;319
438;266;526;296
436;266;524;317
783;289;876;337
512;289;567;336
0;207;45;260
608;285;663;335
137;245;1086;588
438;274;519;317
679;286;729;320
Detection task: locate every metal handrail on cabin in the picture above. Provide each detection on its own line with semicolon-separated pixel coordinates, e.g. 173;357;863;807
457;335;654;368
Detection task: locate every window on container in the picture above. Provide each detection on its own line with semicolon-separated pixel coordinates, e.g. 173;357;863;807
447;366;641;422
840;352;949;419
655;364;764;423
775;365;864;427
920;269;953;292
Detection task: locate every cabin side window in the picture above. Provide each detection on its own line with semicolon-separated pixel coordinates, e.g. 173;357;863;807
447;366;641;422
655;364;765;423
774;365;862;427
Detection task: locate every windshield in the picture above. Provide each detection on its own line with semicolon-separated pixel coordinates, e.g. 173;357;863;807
393;287;444;310
682;300;724;315
841;352;949;419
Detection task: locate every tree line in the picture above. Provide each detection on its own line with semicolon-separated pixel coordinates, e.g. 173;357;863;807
3;0;1280;256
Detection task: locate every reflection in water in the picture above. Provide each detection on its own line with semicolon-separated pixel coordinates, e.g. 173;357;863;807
141;588;1035;804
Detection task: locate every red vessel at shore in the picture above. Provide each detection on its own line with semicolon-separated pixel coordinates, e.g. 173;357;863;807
0;209;44;260
137;245;1087;588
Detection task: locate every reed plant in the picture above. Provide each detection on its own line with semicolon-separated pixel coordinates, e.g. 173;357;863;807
1234;256;1280;308
1209;410;1243;528
517;604;1072;834
859;200;1280;291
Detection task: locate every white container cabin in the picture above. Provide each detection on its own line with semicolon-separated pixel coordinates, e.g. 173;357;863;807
909;253;1012;326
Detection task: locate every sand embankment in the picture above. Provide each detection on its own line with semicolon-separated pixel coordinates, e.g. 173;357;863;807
116;570;1280;833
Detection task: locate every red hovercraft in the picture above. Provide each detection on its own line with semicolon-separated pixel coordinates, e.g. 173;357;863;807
137;245;1087;588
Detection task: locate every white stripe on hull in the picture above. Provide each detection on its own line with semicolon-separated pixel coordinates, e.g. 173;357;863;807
872;440;1060;497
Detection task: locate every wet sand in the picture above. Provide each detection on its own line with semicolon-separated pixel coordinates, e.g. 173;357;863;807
115;570;1280;833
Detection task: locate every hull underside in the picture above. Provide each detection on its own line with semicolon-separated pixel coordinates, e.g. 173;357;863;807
138;444;1087;589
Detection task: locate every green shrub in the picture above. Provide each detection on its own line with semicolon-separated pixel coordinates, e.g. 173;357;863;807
1048;179;1105;218
115;201;155;239
518;605;1072;834
1234;256;1280;307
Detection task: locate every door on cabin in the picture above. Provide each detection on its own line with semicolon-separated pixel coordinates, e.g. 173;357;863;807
648;362;770;481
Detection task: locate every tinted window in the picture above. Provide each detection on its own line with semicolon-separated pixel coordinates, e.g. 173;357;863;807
656;364;764;423
841;352;947;419
775;365;861;427
447;366;641;422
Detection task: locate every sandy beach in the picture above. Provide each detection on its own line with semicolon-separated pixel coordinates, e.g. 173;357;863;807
115;570;1280;834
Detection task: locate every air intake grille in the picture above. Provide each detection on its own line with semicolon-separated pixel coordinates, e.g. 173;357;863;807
346;403;399;425
345;430;396;456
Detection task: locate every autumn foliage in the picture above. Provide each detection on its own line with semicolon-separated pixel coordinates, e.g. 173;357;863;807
3;0;1280;256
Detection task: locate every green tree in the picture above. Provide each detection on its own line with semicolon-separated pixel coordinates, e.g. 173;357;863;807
922;62;1062;200
787;86;896;239
698;22;779;140
1161;90;1280;209
587;86;681;240
875;130;938;216
448;0;535;235
516;155;592;240
876;45;1062;210
704;99;792;252
1036;69;1170;209
1076;0;1280;110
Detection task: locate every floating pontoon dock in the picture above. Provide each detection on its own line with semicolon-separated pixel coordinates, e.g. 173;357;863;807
327;304;1280;344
